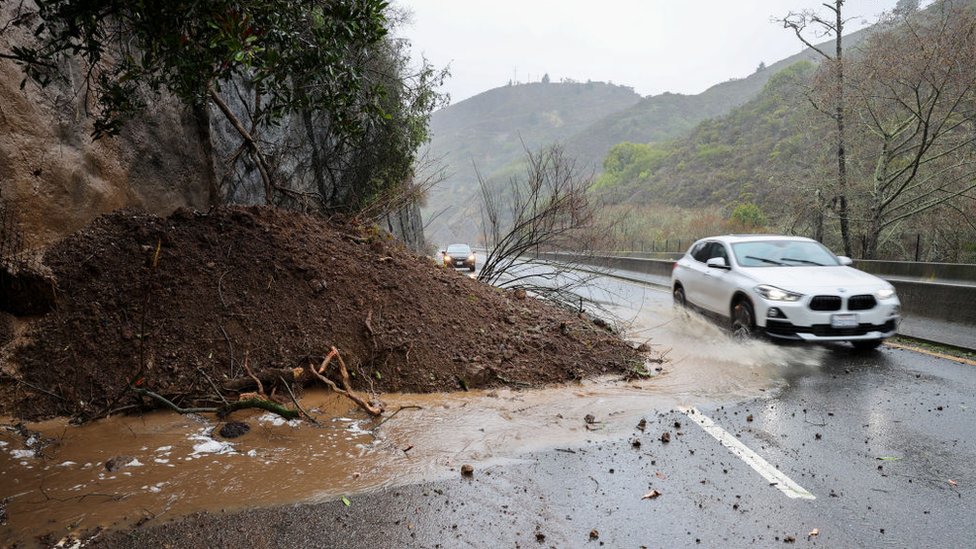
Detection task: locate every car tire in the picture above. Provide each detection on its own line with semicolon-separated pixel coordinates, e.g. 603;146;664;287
469;265;476;272
673;285;687;308
851;339;883;351
731;300;755;339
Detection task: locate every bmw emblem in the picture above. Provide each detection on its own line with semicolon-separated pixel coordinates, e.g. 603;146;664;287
838;288;847;293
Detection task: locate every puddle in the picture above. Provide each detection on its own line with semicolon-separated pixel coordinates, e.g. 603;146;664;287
0;279;827;544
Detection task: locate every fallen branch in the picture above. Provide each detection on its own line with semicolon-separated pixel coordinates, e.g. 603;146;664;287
197;367;229;406
310;346;384;416
278;376;319;425
134;388;299;420
241;351;264;396
222;367;301;392
371;405;423;430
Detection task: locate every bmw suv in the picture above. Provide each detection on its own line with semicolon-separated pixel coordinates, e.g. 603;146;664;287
671;235;900;350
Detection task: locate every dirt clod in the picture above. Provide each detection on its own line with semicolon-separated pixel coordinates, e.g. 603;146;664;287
461;464;474;477
105;456;136;472
218;422;250;439
660;432;671;443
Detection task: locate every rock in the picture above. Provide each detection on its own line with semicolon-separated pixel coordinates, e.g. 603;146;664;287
589;529;599;540
514;288;527;300
636;343;651;352
219;421;250;438
460;464;474;477
637;418;647;431
105;456;137;472
535;532;545;542
660;432;671;443
584;414;596;424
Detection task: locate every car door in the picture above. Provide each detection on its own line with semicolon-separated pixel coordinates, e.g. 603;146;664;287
679;241;713;309
699;242;734;314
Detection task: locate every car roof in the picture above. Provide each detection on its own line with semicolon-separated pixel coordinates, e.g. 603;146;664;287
446;243;471;249
699;235;817;245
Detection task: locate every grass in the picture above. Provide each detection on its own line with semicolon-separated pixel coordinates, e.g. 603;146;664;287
888;336;976;365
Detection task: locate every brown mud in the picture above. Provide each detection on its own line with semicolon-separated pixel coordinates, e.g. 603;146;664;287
0;205;644;421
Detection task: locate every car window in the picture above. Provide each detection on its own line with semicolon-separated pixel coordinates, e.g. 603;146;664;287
446;244;471;255
707;242;729;263
732;240;840;267
690;242;710;262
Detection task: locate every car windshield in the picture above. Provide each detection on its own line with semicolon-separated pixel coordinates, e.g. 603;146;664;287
731;240;840;267
446;244;471;256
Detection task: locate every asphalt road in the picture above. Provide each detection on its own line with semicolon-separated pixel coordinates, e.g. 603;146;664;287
96;272;976;548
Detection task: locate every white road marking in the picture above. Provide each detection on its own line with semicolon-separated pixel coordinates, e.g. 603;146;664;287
680;406;816;500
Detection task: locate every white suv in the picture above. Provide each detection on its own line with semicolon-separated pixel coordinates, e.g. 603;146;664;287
671;235;901;350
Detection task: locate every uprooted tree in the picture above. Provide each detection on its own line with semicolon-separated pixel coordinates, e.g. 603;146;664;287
476;145;613;313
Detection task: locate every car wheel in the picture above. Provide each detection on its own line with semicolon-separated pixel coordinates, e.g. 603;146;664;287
851;339;883;351
673;285;687;308
731;300;755;339
469;265;476;272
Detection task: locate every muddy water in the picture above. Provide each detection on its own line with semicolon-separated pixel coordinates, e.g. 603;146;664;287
0;282;827;545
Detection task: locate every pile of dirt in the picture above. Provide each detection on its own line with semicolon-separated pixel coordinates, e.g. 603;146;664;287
0;206;646;420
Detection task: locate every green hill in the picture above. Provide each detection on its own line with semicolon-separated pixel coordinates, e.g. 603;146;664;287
422;29;871;247
591;60;824;209
423;81;642;245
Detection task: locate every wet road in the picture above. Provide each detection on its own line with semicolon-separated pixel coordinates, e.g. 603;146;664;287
6;272;976;547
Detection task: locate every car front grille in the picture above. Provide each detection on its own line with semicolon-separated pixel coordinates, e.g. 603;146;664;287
766;319;897;338
809;295;842;311
847;295;877;310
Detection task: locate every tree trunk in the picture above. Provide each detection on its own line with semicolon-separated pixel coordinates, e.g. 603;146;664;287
833;0;853;257
207;84;276;204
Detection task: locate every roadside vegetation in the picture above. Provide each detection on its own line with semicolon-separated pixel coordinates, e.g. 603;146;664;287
591;0;976;262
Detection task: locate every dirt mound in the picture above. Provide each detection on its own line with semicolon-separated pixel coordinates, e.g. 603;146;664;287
0;206;644;420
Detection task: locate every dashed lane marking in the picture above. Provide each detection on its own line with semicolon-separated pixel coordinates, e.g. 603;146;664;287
680;406;816;500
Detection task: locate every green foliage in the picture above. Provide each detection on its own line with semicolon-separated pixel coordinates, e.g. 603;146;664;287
7;0;390;138
590;60;823;213
729;202;767;230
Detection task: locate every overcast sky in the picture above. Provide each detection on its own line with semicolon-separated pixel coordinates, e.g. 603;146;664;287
399;0;903;104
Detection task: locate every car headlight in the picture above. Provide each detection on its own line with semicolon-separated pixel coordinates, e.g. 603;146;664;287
876;287;895;299
755;284;803;302
444;255;452;262
467;254;475;261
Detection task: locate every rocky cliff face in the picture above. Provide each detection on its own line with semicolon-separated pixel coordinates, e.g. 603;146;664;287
1;8;425;253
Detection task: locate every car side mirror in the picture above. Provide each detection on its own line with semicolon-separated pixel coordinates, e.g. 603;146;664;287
837;255;853;266
440;250;446;255
706;257;729;269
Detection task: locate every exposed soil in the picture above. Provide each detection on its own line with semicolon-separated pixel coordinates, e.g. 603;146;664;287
0;206;645;420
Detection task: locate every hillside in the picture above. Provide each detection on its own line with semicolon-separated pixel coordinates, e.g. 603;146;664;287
591;61;825;210
423;81;641;245
422;29;871;246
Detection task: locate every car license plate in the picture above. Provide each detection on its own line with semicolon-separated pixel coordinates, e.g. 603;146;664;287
831;313;858;328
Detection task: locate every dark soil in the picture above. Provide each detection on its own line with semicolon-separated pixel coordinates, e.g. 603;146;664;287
0;206;645;420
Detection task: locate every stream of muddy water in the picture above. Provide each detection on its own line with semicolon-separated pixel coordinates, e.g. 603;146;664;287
0;282;827;545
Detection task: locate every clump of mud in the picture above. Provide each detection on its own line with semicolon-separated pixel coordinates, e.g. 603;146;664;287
0;206;645;420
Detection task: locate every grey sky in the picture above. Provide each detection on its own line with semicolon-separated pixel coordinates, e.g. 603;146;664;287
400;0;902;104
